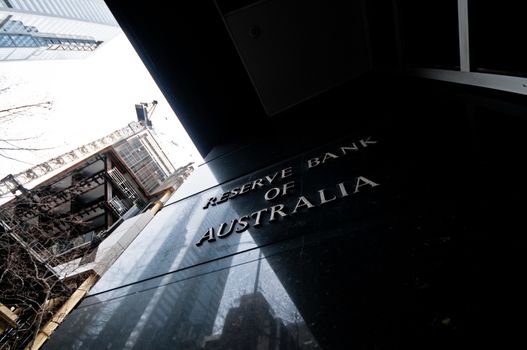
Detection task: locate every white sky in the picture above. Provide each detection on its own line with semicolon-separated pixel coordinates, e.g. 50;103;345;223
0;32;202;180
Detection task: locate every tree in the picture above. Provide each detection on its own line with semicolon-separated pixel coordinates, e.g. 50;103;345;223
0;189;93;350
0;102;53;165
0;77;78;349
0;76;53;166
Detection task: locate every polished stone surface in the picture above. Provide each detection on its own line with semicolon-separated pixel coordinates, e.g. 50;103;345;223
44;79;527;349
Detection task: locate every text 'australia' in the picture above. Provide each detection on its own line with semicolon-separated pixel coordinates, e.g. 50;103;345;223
195;176;379;246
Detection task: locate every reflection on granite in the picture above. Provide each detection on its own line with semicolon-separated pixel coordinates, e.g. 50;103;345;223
89;134;383;295
204;292;319;350
44;83;527;349
44;238;322;350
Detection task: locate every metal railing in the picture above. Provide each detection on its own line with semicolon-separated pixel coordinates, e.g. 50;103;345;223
107;196;131;216
106;168;141;204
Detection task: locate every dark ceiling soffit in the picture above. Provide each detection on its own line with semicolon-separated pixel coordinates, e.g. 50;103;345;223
104;1;265;156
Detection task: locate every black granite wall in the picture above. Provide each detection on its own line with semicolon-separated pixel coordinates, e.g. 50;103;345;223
44;76;527;349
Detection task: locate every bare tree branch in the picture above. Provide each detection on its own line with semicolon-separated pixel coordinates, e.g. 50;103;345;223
0;146;53;151
0;80;93;349
0;89;54;167
0;136;41;142
0;193;88;349
0;102;53;118
0;151;34;165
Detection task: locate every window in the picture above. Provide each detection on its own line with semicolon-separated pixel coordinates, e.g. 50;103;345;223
10;35;37;47
401;1;527;96
469;1;527;77
398;0;460;70
0;34;14;47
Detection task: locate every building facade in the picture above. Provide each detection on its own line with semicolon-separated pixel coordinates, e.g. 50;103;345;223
0;0;119;60
44;1;527;350
0;122;190;267
0;123;193;348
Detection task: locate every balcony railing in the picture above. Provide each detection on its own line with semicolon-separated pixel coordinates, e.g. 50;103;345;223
106;168;142;204
107;197;130;217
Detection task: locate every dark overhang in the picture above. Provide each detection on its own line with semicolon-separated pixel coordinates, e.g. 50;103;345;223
104;1;527;156
104;1;394;155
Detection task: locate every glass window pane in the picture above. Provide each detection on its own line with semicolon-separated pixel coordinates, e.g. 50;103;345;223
469;1;527;77
398;0;460;70
0;35;14;47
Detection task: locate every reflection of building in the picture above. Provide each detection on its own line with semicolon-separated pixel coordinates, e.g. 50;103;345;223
203;292;297;350
79;197;236;350
0;0;119;61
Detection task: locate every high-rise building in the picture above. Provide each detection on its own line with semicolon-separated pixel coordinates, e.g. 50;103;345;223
0;0;119;61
